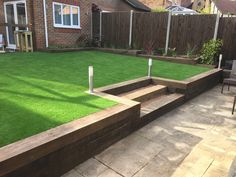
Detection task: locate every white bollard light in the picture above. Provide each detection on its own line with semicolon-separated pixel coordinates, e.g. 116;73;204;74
89;66;94;94
148;58;153;78
218;54;223;69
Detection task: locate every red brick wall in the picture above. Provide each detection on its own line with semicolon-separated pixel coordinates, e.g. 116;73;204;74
0;1;6;43
0;0;92;49
30;0;92;49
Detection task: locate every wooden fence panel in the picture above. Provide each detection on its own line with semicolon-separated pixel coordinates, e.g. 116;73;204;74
169;15;216;54
218;17;236;60
92;12;100;41
102;12;130;48
93;12;236;60
132;12;168;50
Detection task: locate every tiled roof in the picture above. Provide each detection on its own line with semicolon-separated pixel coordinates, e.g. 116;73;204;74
213;0;236;15
124;0;151;11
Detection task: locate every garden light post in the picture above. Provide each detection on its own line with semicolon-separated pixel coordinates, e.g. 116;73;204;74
89;66;94;94
148;58;153;78
218;54;223;69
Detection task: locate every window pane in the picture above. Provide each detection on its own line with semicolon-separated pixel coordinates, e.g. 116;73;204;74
17;3;27;26
54;4;62;24
6;4;15;44
63;5;71;25
72;7;78;26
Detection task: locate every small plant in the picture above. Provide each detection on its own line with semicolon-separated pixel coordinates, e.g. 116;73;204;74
200;39;223;65
144;40;155;55
155;48;165;55
164;48;177;57
186;44;197;58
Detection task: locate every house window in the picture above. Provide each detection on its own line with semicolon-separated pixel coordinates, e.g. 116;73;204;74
53;2;80;29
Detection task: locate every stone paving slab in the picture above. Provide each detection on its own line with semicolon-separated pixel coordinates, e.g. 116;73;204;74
62;85;236;177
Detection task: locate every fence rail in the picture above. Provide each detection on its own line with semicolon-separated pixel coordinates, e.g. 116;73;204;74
93;12;236;60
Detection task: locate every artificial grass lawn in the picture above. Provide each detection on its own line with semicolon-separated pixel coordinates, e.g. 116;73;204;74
0;51;209;147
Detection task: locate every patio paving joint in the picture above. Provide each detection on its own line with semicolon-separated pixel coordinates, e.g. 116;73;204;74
94;157;125;177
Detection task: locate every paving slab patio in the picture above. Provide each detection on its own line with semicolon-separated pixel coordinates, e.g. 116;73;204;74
62;85;236;177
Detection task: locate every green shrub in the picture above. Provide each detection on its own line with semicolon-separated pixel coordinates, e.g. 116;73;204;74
200;39;223;65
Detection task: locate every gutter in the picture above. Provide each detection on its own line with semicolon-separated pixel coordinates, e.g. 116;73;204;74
43;0;49;48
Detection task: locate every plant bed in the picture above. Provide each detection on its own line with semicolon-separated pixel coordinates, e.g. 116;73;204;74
42;47;94;53
137;54;199;65
96;47;140;56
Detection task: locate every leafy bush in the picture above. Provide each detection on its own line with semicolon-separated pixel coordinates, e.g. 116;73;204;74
200;39;223;65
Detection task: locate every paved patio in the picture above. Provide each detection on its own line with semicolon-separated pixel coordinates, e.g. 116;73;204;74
62;85;236;177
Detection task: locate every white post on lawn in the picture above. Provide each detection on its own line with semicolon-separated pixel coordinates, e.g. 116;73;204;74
165;11;172;55
89;66;94;94
99;11;103;44
129;10;134;48
218;54;223;69
213;13;220;40
148;58;153;78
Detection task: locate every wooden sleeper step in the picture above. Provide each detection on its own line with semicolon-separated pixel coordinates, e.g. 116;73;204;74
140;93;185;119
120;85;167;103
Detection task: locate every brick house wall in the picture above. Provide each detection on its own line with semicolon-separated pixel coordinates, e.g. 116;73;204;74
0;2;6;43
0;0;93;49
35;0;93;49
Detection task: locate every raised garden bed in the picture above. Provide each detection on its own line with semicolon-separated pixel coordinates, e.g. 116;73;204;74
137;54;199;65
0;68;222;177
95;48;200;65
0;51;221;177
42;47;94;53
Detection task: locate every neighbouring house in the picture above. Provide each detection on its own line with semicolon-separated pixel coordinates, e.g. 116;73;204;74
192;0;210;12
138;0;192;10
93;0;151;12
0;0;150;51
210;0;236;16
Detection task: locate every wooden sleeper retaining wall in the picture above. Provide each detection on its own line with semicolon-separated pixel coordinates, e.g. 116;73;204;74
0;69;223;177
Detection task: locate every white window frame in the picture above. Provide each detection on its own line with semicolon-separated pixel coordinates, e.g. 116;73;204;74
52;2;81;29
4;0;28;49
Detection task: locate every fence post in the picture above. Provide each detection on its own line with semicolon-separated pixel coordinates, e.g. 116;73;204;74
165;12;172;55
213;13;220;40
91;12;93;40
129;10;134;48
99;11;103;44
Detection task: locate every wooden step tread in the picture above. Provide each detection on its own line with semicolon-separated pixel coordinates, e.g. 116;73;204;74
141;93;184;117
119;85;167;102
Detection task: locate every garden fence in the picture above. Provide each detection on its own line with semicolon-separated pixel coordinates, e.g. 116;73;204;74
92;12;236;60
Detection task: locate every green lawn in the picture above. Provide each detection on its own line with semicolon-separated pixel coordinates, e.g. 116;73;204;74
0;51;209;147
